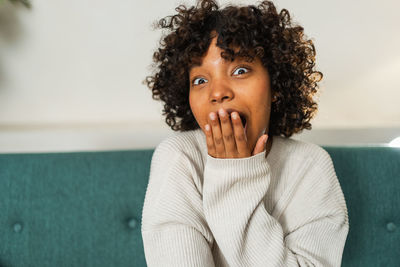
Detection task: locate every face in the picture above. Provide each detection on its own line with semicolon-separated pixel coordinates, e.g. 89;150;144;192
189;35;273;153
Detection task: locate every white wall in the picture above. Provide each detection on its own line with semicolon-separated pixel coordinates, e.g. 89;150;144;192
0;0;399;152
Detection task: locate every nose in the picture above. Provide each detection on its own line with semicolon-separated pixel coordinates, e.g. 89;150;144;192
209;78;234;103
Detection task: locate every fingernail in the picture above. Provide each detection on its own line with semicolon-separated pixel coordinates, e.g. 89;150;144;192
218;108;227;117
205;124;210;131
209;113;216;120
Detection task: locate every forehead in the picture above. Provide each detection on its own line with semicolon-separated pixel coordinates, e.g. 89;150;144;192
189;35;257;72
189;52;256;72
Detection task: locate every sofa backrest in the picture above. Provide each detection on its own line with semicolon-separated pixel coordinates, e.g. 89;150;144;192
0;146;399;266
324;146;399;266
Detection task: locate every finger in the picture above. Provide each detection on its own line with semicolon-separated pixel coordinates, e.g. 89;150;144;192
218;108;236;157
252;134;268;156
231;112;249;156
204;123;216;157
209;112;225;157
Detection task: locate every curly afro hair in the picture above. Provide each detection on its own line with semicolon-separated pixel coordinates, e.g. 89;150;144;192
144;0;323;138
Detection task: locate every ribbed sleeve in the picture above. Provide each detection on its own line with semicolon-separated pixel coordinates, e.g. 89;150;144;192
142;226;215;266
202;145;349;267
141;139;216;267
141;130;349;267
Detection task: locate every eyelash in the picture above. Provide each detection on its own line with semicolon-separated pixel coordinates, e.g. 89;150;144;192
233;66;250;76
191;66;251;86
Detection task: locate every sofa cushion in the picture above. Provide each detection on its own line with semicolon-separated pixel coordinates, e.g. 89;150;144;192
0;150;153;267
0;146;399;266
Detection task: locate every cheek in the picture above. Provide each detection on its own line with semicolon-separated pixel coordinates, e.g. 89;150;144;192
189;96;202;125
251;81;271;120
189;94;197;116
256;79;271;106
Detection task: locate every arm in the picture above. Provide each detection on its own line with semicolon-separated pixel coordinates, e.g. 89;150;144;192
202;149;349;267
141;140;216;267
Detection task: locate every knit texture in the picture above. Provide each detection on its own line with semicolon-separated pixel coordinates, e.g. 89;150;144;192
141;129;349;267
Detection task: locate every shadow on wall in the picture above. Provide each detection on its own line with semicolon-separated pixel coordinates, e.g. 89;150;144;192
0;0;31;89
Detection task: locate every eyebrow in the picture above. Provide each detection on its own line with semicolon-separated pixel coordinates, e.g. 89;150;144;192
189;56;253;72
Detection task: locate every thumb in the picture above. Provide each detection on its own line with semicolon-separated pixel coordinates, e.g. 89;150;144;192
252;134;268;156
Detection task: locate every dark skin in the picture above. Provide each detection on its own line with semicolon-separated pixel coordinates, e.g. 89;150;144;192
189;33;274;159
204;110;273;158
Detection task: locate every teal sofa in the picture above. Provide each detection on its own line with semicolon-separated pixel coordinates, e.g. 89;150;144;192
0;145;399;266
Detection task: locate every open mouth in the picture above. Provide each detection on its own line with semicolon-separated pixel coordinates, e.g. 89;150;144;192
241;115;248;135
224;109;248;131
229;111;247;129
239;115;247;128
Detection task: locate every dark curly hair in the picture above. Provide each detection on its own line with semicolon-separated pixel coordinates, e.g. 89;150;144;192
144;0;322;137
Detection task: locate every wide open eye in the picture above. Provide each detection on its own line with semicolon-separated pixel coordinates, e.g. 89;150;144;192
192;77;208;85
233;67;249;76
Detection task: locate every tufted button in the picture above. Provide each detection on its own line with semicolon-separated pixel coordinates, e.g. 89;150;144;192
386;222;397;232
128;218;138;229
13;223;23;233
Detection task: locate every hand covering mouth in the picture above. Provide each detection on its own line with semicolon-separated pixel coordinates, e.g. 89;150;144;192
225;109;247;128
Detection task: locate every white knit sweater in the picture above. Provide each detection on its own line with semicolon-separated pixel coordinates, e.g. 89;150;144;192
141;128;349;267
